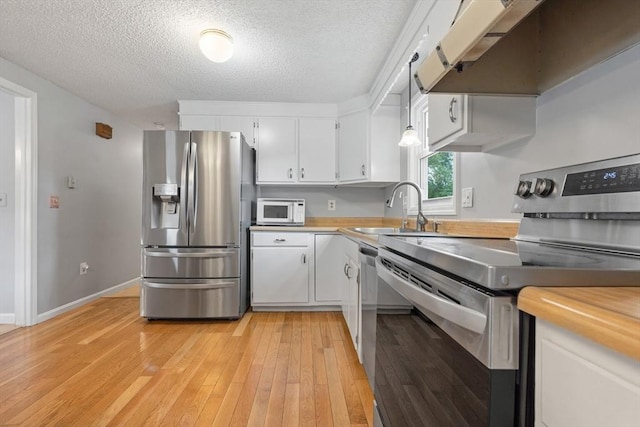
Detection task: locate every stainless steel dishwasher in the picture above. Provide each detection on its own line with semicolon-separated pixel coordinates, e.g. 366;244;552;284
359;242;411;389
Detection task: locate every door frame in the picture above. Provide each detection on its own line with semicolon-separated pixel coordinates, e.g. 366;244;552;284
0;77;38;326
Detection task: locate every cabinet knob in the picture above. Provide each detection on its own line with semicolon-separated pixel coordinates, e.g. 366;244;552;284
274;238;286;243
361;164;366;176
449;97;458;123
288;168;293;179
301;253;307;264
301;167;305;179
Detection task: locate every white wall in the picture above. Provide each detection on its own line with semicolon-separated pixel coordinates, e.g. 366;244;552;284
0;89;15;316
0;57;143;315
387;44;640;220
458;44;640;219
259;186;386;217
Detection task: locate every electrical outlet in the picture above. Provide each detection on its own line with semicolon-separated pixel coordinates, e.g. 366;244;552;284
80;262;89;275
461;187;474;208
328;200;336;211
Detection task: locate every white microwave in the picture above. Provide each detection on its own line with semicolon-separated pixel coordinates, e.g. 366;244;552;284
256;198;305;225
257;198;305;226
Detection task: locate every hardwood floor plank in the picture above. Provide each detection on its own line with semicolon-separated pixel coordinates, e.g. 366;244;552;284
89;376;151;427
299;313;317;427
211;382;244;427
314;383;334;427
282;382;301;426
355;378;375;427
324;347;352;426
0;299;374;427
232;311;253;337
264;342;291;426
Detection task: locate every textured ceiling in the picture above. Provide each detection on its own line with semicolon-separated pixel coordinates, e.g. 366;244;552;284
0;0;417;129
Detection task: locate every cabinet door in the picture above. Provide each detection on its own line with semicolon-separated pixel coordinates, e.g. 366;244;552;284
338;110;368;182
252;247;309;304
299;118;336;183
314;235;344;302
256;117;297;183
217;116;256;147
346;258;360;351
427;94;466;146
535;319;640;427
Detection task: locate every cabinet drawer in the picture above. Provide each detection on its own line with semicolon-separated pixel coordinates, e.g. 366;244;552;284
252;232;309;247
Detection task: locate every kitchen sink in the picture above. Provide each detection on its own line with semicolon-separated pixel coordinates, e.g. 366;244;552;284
349;227;401;234
348;227;443;237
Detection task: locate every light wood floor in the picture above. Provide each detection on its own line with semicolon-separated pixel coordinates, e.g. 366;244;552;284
0;297;373;426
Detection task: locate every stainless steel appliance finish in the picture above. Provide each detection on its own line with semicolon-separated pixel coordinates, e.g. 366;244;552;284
140;131;255;319
374;154;640;426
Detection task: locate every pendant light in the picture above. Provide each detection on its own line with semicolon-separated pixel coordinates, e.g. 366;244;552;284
398;53;421;147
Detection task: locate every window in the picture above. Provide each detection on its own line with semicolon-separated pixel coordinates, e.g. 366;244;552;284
406;94;458;215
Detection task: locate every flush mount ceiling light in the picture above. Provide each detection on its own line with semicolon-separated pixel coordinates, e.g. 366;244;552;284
398;52;421;147
199;29;234;63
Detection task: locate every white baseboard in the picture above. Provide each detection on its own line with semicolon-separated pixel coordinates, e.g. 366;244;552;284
37;277;141;324
0;313;16;324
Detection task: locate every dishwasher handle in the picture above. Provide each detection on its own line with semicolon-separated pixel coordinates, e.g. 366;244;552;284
375;257;487;334
359;246;378;266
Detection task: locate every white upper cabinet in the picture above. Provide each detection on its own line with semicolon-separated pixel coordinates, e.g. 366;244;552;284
256;117;297;183
427;93;536;152
338;103;400;184
298;118;337;183
338;110;369;182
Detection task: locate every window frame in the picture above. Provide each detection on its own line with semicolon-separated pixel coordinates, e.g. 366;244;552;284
406;94;458;216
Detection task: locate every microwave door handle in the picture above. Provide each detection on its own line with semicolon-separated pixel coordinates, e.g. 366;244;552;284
375;257;487;334
188;141;198;234
180;142;190;234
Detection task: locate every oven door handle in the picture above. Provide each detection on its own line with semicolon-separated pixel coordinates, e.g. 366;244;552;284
375;257;487;334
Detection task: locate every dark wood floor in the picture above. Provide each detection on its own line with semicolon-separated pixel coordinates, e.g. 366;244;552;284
0;297;373;426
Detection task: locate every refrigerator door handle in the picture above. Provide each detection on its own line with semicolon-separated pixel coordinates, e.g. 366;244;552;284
144;281;236;290
188;141;198;234
180;141;190;234
145;251;236;258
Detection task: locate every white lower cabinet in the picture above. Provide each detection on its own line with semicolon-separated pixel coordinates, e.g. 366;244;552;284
341;237;362;359
535;318;640;427
251;232;310;306
314;234;345;302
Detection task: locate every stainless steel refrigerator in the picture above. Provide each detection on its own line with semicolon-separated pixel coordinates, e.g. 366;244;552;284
140;130;255;319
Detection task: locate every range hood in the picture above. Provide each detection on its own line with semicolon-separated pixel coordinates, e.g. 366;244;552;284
415;0;640;95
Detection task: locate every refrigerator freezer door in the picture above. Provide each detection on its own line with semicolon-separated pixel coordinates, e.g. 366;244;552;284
189;131;242;247
142;247;240;278
142;131;190;247
140;278;241;319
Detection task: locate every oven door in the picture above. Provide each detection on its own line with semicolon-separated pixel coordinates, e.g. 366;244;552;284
374;249;519;427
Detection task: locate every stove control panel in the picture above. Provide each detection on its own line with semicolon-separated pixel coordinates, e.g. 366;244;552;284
512;154;640;214
562;163;640;196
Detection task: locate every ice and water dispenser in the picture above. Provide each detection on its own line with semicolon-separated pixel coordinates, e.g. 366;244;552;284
152;183;180;228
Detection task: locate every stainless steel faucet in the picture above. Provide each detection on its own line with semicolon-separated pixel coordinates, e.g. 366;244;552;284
387;181;427;231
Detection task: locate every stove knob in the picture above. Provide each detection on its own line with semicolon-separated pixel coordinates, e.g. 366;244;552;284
515;180;532;198
534;178;555;197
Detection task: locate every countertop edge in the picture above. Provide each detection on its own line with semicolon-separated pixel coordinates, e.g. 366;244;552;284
518;287;640;361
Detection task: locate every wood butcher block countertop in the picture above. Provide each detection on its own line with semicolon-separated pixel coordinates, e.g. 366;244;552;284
518;287;640;361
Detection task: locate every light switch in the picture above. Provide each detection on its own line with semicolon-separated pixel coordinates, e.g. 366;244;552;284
67;176;77;189
0;193;6;207
461;187;474;208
